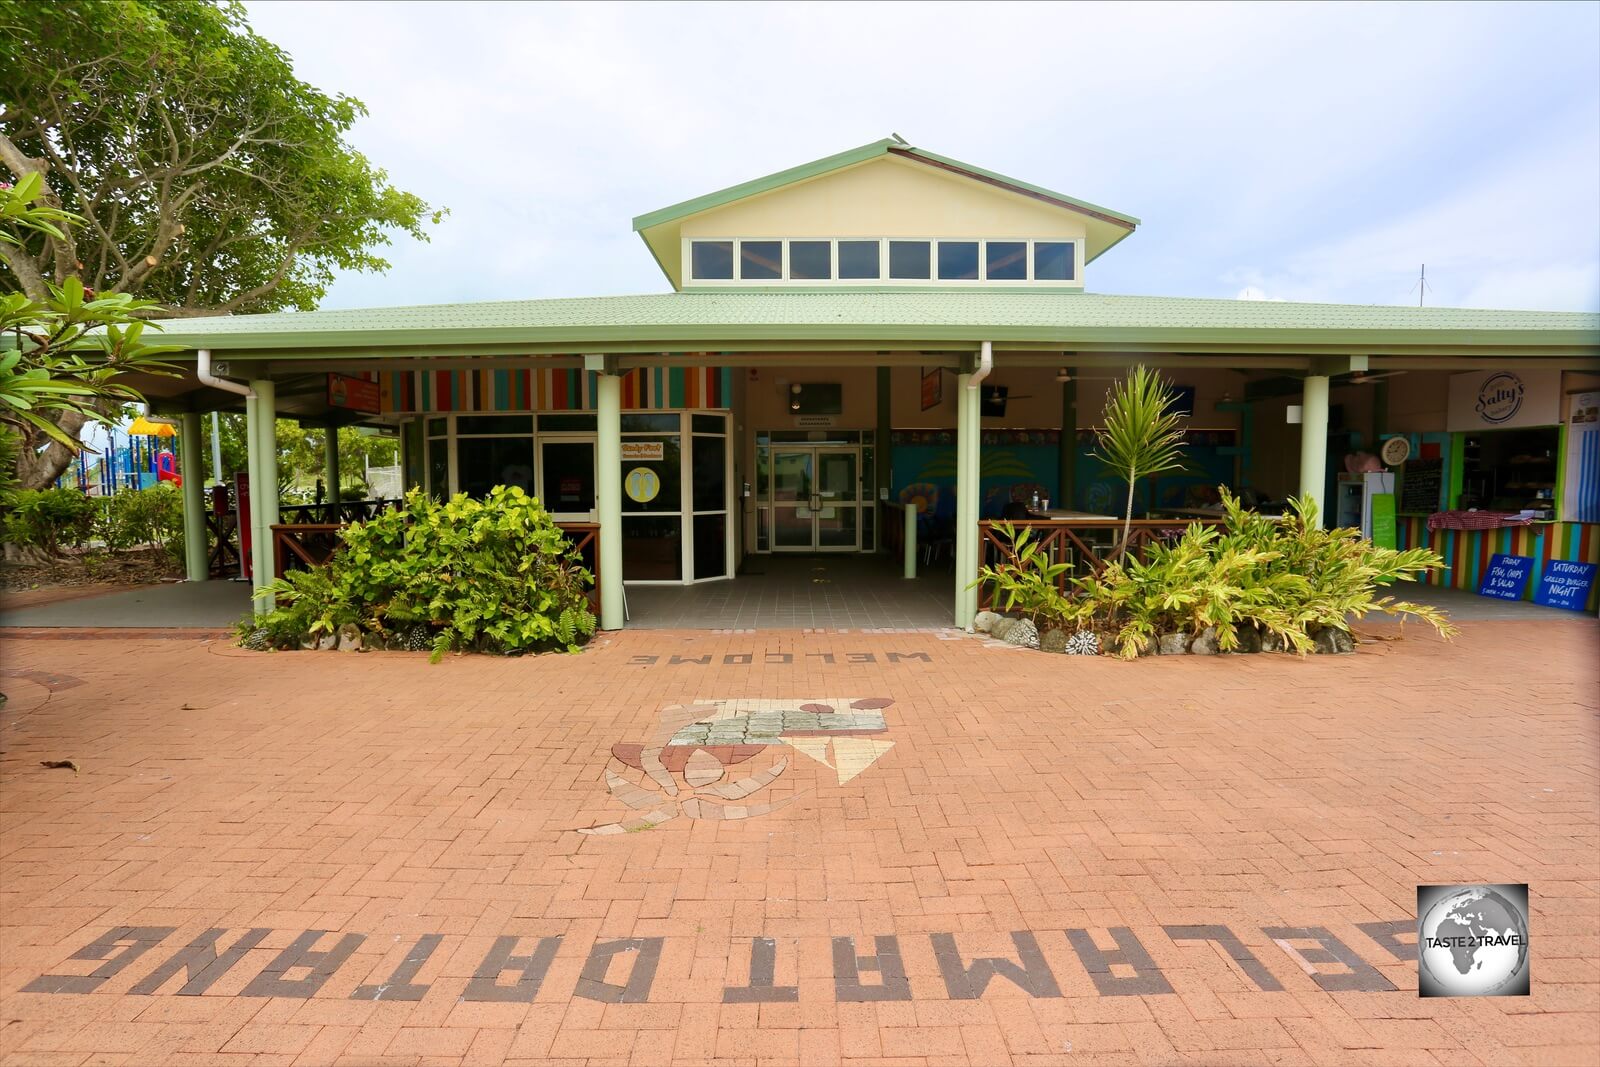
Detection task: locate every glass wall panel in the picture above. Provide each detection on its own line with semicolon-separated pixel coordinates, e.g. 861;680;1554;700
889;240;931;279
691;240;733;279
1034;241;1075;280
539;441;595;513
622;413;680;433
691;435;726;511
427;438;449;500
403;420;424;491
457;437;534;498
457;414;533;435
623;516;682;580
539;413;597;432
739;241;782;280
986;241;1027;281
789;240;831;280
620;435;681;513
937;241;979;280
692;514;727;579
691;413;726;434
838;240;880;279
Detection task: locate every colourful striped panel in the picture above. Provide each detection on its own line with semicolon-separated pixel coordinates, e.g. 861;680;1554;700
382;366;731;413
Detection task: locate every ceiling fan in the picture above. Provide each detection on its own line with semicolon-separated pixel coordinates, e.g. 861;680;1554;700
1346;370;1407;385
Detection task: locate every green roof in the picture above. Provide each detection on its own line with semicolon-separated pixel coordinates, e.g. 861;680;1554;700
147;291;1600;356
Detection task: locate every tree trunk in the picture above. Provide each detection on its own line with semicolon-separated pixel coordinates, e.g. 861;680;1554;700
1121;466;1135;560
15;409;92;489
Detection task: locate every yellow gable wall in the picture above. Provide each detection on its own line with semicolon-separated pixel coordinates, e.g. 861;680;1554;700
678;156;1091;241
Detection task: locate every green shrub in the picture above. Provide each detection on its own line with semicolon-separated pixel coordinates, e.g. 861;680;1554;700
248;485;595;661
96;483;185;559
976;487;1456;659
2;487;96;553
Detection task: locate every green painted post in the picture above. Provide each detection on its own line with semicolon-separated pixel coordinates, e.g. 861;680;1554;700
1298;374;1330;528
954;371;980;628
1057;372;1076;509
243;391;265;611
877;365;891;551
179;411;208;582
324;425;340;506
595;368;624;630
251;379;279;610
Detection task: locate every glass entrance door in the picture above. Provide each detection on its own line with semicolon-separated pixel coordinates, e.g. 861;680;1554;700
771;449;814;550
538;438;596;520
769;446;859;551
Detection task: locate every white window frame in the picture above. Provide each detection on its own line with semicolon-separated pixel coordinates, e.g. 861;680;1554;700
681;237;1083;288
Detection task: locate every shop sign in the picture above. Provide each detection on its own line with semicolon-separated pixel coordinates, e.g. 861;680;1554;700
920;367;942;411
326;373;380;413
625;467;661;503
794;415;837;428
621;441;664;462
1476;553;1534;601
1446;369;1560;431
1533;560;1597;611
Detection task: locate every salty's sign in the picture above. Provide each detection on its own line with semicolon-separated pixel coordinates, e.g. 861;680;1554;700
1533;560;1597;612
1477;554;1533;601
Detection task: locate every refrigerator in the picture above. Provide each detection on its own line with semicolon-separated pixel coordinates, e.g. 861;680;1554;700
1335;472;1395;540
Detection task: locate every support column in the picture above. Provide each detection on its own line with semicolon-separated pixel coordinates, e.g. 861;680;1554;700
1057;371;1077;509
954;367;981;629
209;412;224;486
593;361;624;630
250;379;279;609
876;365;892;549
323;425;340;506
1298;374;1330;528
179;411;208;582
243;393;266;610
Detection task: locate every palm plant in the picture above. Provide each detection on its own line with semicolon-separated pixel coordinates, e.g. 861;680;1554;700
1091;365;1189;557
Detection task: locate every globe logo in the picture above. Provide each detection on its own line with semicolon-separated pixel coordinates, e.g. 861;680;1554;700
1418;884;1530;997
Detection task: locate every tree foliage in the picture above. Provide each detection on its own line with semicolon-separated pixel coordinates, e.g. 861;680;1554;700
1090;365;1189;556
0;0;437;486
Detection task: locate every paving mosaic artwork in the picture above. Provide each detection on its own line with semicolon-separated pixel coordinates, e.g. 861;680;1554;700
0;621;1596;1066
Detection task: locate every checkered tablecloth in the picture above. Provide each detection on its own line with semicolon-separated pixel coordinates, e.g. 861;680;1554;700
1426;509;1540;531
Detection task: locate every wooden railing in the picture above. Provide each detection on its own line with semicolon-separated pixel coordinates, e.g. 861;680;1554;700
975;517;1223;611
278;498;401;525
269;519;602;612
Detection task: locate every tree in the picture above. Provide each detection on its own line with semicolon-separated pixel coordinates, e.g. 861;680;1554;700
0;0;438;487
1091;365;1189;557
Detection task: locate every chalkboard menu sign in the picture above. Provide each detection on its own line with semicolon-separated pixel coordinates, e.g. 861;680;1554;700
1399;458;1444;514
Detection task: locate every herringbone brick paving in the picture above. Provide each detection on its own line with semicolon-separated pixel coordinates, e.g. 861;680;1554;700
0;619;1595;1066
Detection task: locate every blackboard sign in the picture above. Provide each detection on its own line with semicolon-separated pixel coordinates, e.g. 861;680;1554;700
1399;458;1444;514
1478;554;1534;601
1534;560;1597;612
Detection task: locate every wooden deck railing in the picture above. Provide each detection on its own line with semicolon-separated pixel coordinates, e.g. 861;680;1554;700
974;517;1223;611
269;519;602;612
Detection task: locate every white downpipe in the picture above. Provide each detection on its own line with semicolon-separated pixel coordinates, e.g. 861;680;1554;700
196;349;254;400
967;340;993;390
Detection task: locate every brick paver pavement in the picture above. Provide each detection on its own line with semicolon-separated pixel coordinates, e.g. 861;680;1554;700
0;619;1596;1066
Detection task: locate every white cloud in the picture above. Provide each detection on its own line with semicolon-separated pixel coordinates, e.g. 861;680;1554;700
238;0;1600;312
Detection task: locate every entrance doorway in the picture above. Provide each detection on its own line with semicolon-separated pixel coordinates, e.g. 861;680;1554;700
770;446;860;551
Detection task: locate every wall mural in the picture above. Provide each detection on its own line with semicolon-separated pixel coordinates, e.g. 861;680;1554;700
890;429;1238;519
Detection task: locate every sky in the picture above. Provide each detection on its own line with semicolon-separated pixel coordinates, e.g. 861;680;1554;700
240;0;1600;313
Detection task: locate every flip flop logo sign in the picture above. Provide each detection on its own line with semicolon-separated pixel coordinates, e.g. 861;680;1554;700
579;698;894;834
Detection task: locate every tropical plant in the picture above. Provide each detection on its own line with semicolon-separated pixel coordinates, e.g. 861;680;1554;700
972;523;1075;630
2;486;95;555
246;486;596;661
96;482;185;558
1072;488;1455;658
1090;365;1188;557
